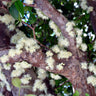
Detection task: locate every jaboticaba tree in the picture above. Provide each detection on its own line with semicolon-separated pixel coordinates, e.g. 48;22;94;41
0;0;96;96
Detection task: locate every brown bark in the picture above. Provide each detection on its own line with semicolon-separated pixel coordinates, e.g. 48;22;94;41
0;0;96;96
87;0;96;35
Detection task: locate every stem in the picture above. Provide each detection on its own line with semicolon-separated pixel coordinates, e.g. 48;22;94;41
18;88;21;96
22;21;36;39
22;21;49;49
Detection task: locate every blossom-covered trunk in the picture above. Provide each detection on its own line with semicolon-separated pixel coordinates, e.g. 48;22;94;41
0;0;96;96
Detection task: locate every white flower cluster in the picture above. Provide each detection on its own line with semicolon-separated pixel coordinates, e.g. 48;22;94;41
8;49;22;58
24;0;34;4
89;63;96;75
37;68;47;80
45;57;55;70
66;21;75;37
46;50;53;57
58;50;72;59
33;79;47;92
11;29;26;44
50;73;61;80
81;62;87;69
75;28;83;36
57;9;63;13
87;75;96;86
35;8;49;20
16;37;40;54
51;45;60;53
0;65;11;91
58;36;69;48
0;81;5;88
93;40;96;50
75;28;87;51
0;55;9;63
3;63;11;70
0;14;15;31
49;79;55;87
21;74;32;84
11;61;32;77
80;0;93;13
49;20;61;37
56;63;65;70
2;1;8;6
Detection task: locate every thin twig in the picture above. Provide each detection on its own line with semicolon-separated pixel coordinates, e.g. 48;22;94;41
22;21;49;49
55;80;69;89
23;3;37;8
22;21;36;39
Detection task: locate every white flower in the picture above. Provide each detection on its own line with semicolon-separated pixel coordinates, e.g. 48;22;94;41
56;63;65;70
58;50;72;59
11;69;25;77
24;0;34;4
8;49;22;57
33;79;47;92
89;63;96;75
0;55;9;63
37;68;47;80
13;61;32;70
2;1;8;6
3;63;11;70
57;9;63;13
7;24;15;31
66;21;75;32
51;45;60;53
49;20;61;37
46;50;53;57
0;14;15;25
76;36;82;45
80;43;87;51
50;73;61;80
75;28;83;36
50;79;55;87
11;30;26;44
87;6;93;13
21;74;32;84
58;36;69;47
87;76;96;86
35;8;48;20
69;31;75;37
81;62;87;69
45;57;55;70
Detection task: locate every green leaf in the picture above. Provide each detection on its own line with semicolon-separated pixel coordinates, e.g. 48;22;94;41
12;78;21;88
85;93;90;96
9;4;19;20
29;13;36;24
14;0;24;17
73;90;79;96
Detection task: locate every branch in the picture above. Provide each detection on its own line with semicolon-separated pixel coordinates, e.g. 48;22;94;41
34;0;77;55
87;0;96;34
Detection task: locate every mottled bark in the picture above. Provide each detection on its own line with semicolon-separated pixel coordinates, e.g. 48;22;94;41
87;0;96;35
